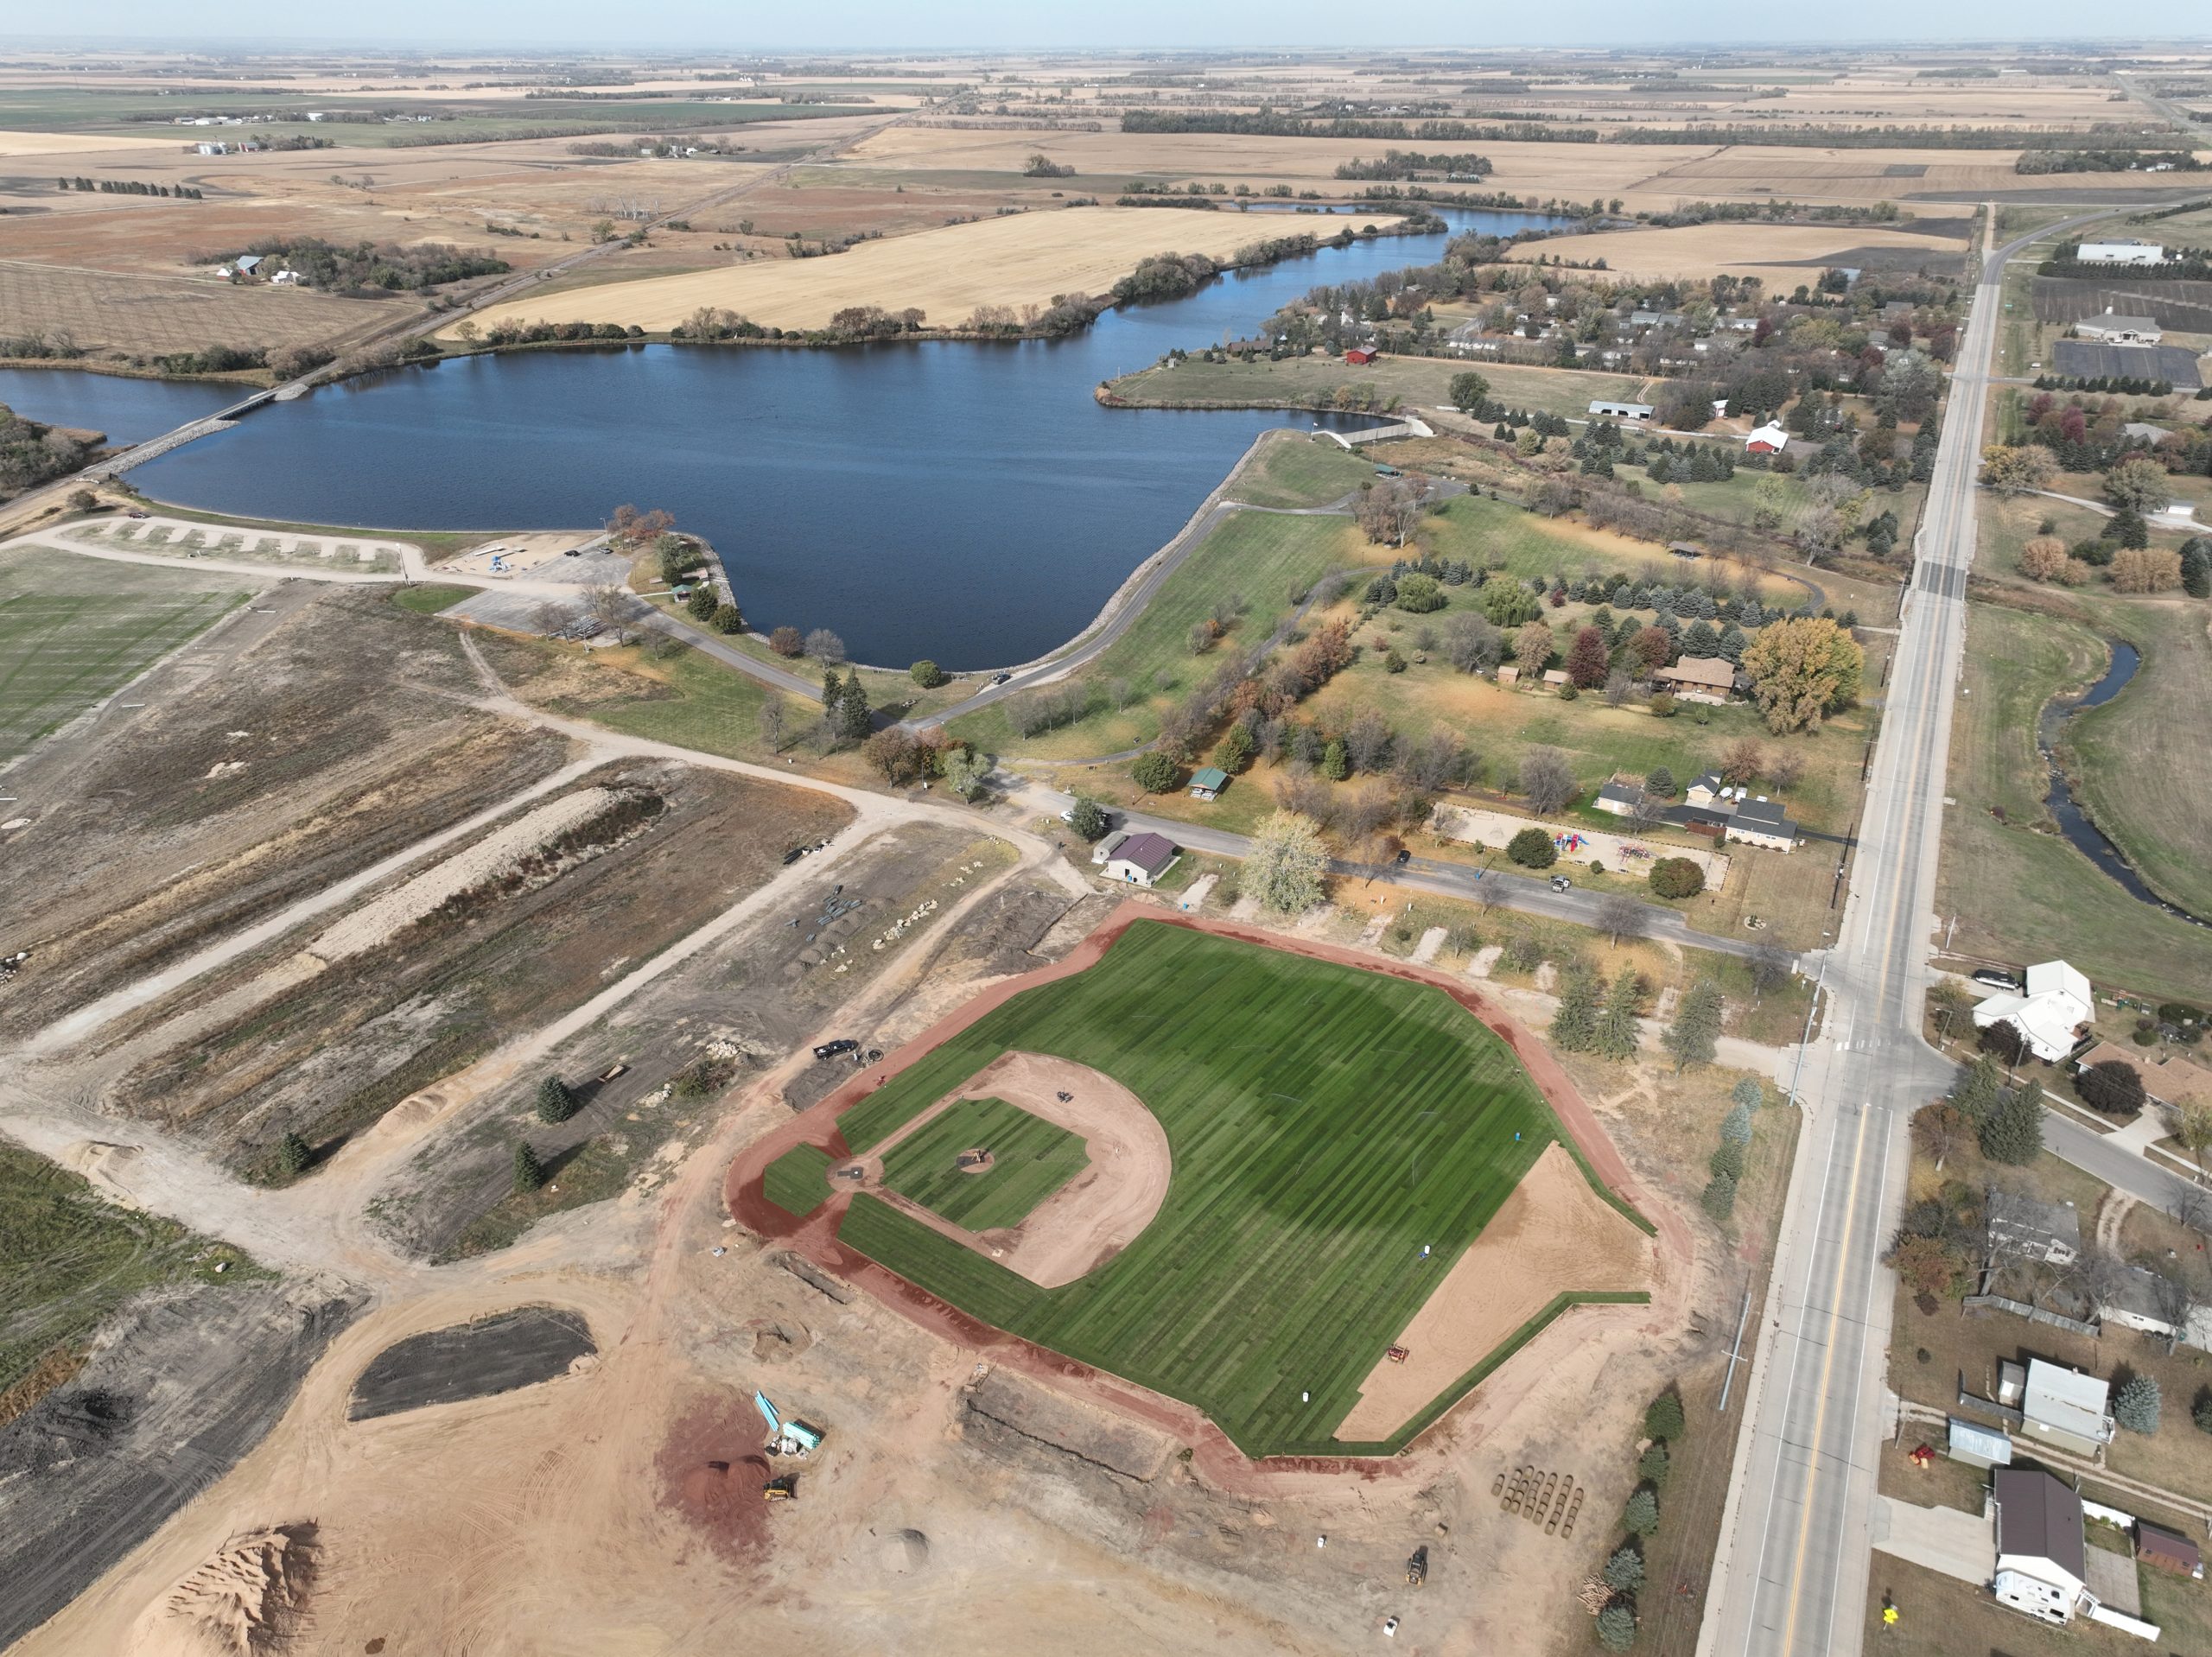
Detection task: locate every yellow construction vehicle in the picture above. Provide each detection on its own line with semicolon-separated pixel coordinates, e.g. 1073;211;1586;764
762;1474;800;1502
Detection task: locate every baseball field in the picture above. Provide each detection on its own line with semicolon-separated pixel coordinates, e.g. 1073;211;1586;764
808;919;1650;1458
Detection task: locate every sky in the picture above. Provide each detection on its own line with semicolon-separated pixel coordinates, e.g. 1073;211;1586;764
10;3;2206;50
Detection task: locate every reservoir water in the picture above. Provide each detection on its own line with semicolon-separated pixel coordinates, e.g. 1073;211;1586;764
0;208;1559;669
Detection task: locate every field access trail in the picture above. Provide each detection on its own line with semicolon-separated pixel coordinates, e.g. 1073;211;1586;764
1695;206;2138;1657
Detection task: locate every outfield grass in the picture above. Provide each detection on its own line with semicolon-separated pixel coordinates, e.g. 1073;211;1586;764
880;1096;1088;1230
830;920;1642;1457
0;1141;253;1405
763;1144;836;1220
1940;598;2212;1000
0;548;245;760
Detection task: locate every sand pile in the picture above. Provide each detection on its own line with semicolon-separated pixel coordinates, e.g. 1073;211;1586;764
304;787;618;962
133;1527;313;1657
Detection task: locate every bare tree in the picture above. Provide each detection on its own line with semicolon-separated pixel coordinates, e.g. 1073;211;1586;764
1595;893;1645;945
1344;709;1395;774
2172;1181;2211;1237
1750;938;1795;996
531;599;578;635
1109;676;1134;712
1519;746;1576;815
804;628;847;664
582;581;636;644
758;700;785;753
2145;1266;2205;1355
1911;1102;1967;1172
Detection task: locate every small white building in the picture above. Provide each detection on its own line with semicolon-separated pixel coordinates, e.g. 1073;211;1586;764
1100;829;1179;888
1588;398;1654;422
2077;309;2164;345
269;269;302;286
2075;241;2164;265
1972;959;2093;1063
1993;1468;2092;1624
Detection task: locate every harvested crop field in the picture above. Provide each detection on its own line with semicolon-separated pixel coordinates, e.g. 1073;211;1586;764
1504;220;1970;283
735;913;1651;1458
454;206;1307;335
1332;1142;1651;1441
0;258;381;358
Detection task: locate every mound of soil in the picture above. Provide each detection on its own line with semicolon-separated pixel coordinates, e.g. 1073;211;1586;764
133;1524;314;1657
655;1398;773;1566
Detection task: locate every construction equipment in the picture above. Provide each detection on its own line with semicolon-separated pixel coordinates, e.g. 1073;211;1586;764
753;1390;827;1457
762;1474;800;1501
1405;1546;1427;1589
1386;1345;1410;1365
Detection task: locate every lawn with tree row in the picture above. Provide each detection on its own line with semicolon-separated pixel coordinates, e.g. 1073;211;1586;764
880;1096;1090;1231
830;919;1645;1457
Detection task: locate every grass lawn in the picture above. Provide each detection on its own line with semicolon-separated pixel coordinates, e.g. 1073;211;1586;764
1940;595;2212;1000
949;507;1380;759
0;1141;255;1411
1227;434;1381;509
880;1096;1088;1230
1416;491;1812;604
545;638;785;762
1107;354;1647;422
391;584;475;614
0;546;245;760
830;919;1646;1457
763;1144;836;1220
2064;597;2212;920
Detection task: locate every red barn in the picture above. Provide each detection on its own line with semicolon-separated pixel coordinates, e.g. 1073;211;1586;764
1344;346;1376;365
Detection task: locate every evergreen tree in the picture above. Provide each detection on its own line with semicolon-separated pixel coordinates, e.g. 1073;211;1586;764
1709;1140;1745;1180
1681;619;1720;657
1604;1546;1646;1591
1720;1102;1754;1146
513;1140;546;1193
1663;979;1724;1072
1622;1489;1660;1536
1731;1076;1764;1112
1321;738;1350;781
835;677;874;741
1596;1605;1637;1652
1637;1442;1669;1486
1977;1085;2044;1165
1953;1054;2003;1122
536;1075;577;1124
1549;966;1602;1053
1643;1391;1685;1441
1595;966;1643;1062
2181;537;2211;600
1701;1171;1738;1220
276;1131;312;1177
1716;624;1749;663
821;666;843;706
2114;1374;2161;1434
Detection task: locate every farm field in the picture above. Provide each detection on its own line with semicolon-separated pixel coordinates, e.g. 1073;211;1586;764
1937;596;2212;1000
823;919;1648;1457
0;259;378;362
453;206;1300;336
0;546;245;759
881;1095;1089;1230
1501;219;1973;283
1109;353;1647;421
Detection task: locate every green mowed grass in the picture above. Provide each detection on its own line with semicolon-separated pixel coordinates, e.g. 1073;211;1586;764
831;920;1640;1457
0;550;245;759
763;1144;835;1219
881;1096;1088;1230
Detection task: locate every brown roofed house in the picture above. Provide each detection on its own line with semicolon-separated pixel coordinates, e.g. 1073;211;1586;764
1654;655;1737;705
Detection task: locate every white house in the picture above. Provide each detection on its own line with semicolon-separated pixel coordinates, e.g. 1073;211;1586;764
1724;797;1797;853
2018;1359;2115;1457
1100;829;1179;888
1993;1468;2092;1624
2075;241;2164;265
270;269;302;286
2077;310;2164;345
1745;422;1789;454
1971;959;2094;1063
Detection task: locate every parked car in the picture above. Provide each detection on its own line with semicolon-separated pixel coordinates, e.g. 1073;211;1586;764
812;1038;859;1060
1970;968;2021;992
991;672;1013;686
1548;874;1573;892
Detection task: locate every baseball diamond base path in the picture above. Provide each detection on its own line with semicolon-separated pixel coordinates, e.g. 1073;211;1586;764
835;1051;1172;1290
1332;1142;1654;1442
727;904;1690;1481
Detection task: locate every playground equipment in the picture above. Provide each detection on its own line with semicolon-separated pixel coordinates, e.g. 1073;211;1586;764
1553;831;1586;854
753;1390;826;1457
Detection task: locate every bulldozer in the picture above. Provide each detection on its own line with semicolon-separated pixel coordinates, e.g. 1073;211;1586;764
1405;1546;1428;1589
762;1474;800;1502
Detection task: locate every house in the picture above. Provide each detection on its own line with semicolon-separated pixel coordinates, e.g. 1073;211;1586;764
2074;1041;2212;1111
2136;1522;2202;1579
233;254;264;276
1993;1468;2092;1624
1654;656;1737;705
2121;422;2170;444
2075;240;2164;265
1986;1189;2081;1267
1593;778;1647;818
1541;668;1572;687
1725;797;1797;852
1344;346;1376;365
1588;398;1654;422
1102;830;1179;888
269;269;302;287
1946;1416;2013;1470
2078;310;2164;346
194;142;226;156
2019;1359;2115;1456
1495;664;1519;687
1745;422;1790;454
1972;959;2094;1063
1684;771;1727;809
1666;541;1703;559
1187;766;1229;802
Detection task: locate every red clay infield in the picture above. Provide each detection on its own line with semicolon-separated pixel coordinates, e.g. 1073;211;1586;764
724;902;1693;1489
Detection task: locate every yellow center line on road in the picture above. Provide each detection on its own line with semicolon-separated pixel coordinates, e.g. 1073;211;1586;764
1777;1100;1873;1654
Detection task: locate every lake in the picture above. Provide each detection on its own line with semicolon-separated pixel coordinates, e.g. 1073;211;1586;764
6;208;1560;668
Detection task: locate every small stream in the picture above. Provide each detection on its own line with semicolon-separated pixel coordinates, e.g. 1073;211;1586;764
2037;638;2211;927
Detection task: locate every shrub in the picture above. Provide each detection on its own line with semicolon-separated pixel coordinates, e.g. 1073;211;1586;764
276;1132;311;1177
2115;1374;2161;1434
1385;648;1408;673
711;602;744;634
1596;1605;1637;1651
2195;1394;2212;1435
768;625;804;657
1130;751;1180;793
535;1076;576;1124
910;659;948;688
1507;827;1558;868
1066;797;1109;841
1644;1391;1684;1442
685;585;718;621
1649;857;1704;899
1648;692;1677;718
1700;1172;1738;1220
1622;1488;1659;1536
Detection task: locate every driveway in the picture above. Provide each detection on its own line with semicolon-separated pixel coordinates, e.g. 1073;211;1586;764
1871;1495;1992;1586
